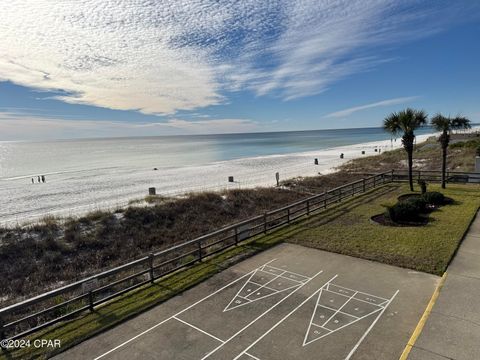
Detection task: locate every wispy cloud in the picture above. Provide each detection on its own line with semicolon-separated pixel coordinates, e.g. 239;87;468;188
0;1;478;115
0;111;258;140
325;96;421;118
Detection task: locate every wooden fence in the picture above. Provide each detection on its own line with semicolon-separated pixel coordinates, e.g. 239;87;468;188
0;171;394;341
388;169;480;183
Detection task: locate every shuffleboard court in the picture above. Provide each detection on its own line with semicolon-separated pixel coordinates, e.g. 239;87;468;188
55;243;439;360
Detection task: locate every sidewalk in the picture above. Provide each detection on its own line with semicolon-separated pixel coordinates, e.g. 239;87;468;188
408;212;480;360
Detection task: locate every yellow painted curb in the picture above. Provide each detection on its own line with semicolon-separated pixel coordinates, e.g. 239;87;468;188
398;272;448;360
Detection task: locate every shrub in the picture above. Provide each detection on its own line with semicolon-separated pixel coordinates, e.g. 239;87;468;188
387;198;426;223
408;197;428;212
422;191;445;206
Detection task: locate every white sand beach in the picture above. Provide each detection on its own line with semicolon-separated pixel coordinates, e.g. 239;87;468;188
0;132;441;227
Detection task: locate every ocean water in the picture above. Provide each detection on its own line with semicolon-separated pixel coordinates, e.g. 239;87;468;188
0;127;437;225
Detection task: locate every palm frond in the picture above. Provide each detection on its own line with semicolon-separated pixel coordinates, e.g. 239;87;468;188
431;114;450;131
383;112;401;134
452;116;471;130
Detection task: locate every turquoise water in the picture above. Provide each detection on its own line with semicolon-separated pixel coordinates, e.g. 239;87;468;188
0;126;436;180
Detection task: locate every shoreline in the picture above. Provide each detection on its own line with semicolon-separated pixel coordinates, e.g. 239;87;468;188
0;131;441;227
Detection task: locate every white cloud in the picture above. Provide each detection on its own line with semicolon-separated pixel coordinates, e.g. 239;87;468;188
325;96;420;118
0;111;258;140
226;1;478;100
0;1;477;115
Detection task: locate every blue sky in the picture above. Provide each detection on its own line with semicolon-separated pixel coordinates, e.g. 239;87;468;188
0;1;479;140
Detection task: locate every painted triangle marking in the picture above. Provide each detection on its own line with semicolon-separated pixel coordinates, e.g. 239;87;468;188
225;264;310;312
224;282;301;312
303;282;390;347
223;269;259;312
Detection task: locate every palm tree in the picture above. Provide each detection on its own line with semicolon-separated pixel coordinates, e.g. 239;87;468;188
384;108;428;191
431;114;471;188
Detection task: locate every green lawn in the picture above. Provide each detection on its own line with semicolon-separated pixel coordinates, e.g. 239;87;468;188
285;183;480;275
2;182;479;359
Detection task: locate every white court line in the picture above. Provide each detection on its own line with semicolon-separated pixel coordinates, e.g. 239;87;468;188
344;290;399;360
328;283;389;302
306;308;383;343
323;288;388;307
172;316;225;343
316;304;360;319
320;290;359;329
245;271;287;300
200;270;324;360
377;299;389;307
232;275;338;360
245;352;262;360
304;283;394;346
276;273;311;283
226;267;307;312
303;283;330;346
257;285;279;292
227;283;302;312
249;279;296;290
252;270;312;287
251;272;309;285
225;283;302;312
93;259;277;360
263;265;311;281
223;269;259;311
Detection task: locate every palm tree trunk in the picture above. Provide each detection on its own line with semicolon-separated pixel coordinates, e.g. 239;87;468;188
408;149;414;191
441;145;447;189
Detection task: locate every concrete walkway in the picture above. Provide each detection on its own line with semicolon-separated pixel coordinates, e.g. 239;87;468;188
409;211;480;360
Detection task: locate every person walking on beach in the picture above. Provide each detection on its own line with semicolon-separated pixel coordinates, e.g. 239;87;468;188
41;175;45;183
37;176;41;183
31;178;34;184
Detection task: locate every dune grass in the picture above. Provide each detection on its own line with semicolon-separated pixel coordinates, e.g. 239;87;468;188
340;136;480;174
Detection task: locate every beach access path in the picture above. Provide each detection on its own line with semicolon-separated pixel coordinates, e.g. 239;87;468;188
407;211;480;360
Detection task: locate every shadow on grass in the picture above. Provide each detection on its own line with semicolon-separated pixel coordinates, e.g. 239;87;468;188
268;184;400;243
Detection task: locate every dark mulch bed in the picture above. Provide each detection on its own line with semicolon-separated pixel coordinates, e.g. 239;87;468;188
397;193;422;202
371;213;429;227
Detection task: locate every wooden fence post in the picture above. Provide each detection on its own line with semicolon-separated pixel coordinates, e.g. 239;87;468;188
351;183;355;196
306;200;310;216
373;176;376;187
362;178;366;192
234;226;239;245
391;169;394;182
287;208;291;224
88;291;94;311
149;253;154;283
197;241;203;262
0;316;5;341
323;192;327;208
263;213;268;233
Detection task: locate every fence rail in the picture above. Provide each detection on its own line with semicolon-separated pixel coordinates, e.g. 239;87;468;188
389;169;480;183
0;170;398;341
